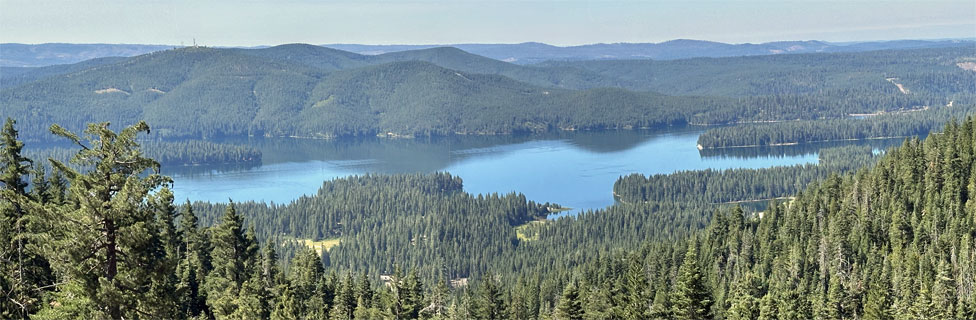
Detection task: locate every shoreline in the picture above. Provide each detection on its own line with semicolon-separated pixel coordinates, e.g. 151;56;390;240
699;135;908;150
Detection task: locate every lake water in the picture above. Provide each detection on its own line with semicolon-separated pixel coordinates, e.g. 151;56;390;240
164;127;901;215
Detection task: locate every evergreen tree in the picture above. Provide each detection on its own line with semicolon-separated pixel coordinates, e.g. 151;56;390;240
205;201;257;318
0;117;49;318
271;286;299;320
726;273;759;320
473;274;507;320
233;269;271;319
554;279;584;320
421;278;450;319
672;246;713;320
929;260;956;319
287;249;327;318
356;271;374;310
44;167;67;206
143;188;182;318
178;200;209;318
0;118;30;194
756;293;778;320
863;268;892;320
650;288;672;319
581;283;612;320
260;242;283;300
389;266;406;319
29;164;49;203
42;121;170;319
330;273;356;320
402;269;425;319
622;255;652;318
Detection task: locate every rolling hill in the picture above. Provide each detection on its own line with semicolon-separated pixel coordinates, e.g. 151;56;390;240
5;39;972;68
0;46;701;142
327;38;975;63
3;44;972;143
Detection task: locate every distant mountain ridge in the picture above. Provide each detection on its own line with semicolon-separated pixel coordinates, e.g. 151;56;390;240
2;38;972;67
317;39;975;63
0;43;173;67
0;46;697;141
2;43;971;143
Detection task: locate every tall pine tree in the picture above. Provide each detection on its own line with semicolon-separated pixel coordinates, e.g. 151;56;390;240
42;121;170;319
672;246;713;320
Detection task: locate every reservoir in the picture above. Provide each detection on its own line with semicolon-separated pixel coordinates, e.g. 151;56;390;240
165;127;900;213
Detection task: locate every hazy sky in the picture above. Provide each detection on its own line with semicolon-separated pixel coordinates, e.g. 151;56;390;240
1;0;974;46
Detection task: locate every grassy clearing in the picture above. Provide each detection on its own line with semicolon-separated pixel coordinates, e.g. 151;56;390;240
515;220;548;242
298;238;341;256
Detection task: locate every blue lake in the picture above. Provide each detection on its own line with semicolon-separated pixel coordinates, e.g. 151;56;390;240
164;127;899;214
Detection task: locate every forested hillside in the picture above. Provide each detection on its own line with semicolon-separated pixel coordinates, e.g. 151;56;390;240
698;102;976;148
0;57;128;89
24;140;262;167
543;46;976;97
3;44;973;143
2;115;976;318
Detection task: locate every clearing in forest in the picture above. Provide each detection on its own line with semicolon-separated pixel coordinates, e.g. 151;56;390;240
885;78;909;94
298;238;341;255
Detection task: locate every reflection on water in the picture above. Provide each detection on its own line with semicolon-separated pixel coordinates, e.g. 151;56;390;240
165;127;884;212
698;137;906;160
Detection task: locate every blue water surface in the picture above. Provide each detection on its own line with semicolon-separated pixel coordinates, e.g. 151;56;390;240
166;128;893;214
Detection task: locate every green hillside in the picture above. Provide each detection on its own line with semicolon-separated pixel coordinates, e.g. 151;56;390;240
0;56;128;89
543;46;976;97
233;43;372;72
3;44;972;144
371;47;619;89
0;47;704;141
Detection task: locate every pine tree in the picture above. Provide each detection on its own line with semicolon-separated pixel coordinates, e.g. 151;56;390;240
205;201;257;318
554;279;584;320
233;268;271;319
43;121;170;319
581;283;612;319
650;288;672;319
672;246;713;320
726;272;759;320
473;274;506;320
356;271;374;310
287;249;326;318
0;117;50;319
402;269;424;319
143;188;182;318
271;286;299;320
330;273;356;320
622;255;652;318
260;242;282;299
929;260;956;319
29;164;49;203
178;200;209;318
863;268;892;320
44;167;67;206
421;278;450;319
0;118;30;195
390;266;406;319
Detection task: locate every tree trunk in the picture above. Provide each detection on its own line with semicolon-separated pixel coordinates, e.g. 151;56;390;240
105;218;121;319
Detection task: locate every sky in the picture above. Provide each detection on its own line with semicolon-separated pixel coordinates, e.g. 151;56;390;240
1;0;974;46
